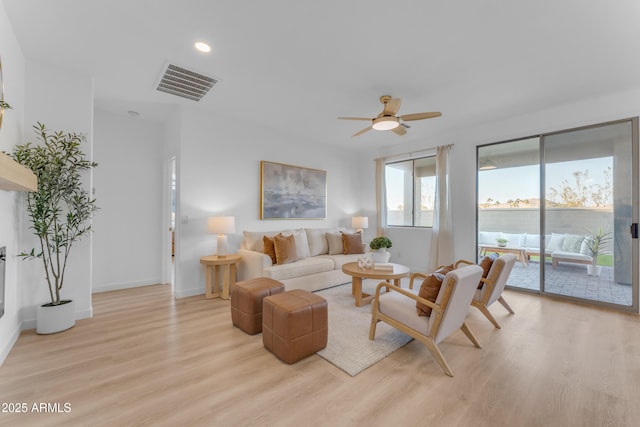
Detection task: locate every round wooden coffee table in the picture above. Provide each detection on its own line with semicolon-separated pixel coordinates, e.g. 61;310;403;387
342;262;410;307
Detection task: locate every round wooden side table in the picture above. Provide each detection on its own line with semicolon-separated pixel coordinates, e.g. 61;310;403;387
199;254;242;300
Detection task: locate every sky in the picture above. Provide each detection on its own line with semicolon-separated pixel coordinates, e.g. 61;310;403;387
478;157;613;205
387;156;615;210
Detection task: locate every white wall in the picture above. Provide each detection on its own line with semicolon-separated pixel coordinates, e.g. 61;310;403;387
92;110;164;292
174;107;370;297
20;60;94;327
0;0;26;365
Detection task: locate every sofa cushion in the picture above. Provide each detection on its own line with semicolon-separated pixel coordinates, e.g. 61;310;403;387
501;233;525;247
341;231;364;254
327;232;344;255
243;230;281;252
551;251;592;262
580;237;593;255
562;234;585;253
478;231;501;245
290;228;311;260
317;253;363;269
274;234;298;265
263;234;281;264
548;233;565;251
417;265;454;317
305;228;329;256
264;257;335;281
523;234;540;249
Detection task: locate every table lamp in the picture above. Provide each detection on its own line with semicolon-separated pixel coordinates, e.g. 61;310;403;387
208;216;235;257
351;216;368;234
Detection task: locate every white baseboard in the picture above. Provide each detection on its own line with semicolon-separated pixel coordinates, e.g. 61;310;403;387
174;286;204;299
92;279;163;294
0;324;21;367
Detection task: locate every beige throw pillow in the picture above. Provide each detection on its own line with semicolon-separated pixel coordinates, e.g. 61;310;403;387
326;232;344;255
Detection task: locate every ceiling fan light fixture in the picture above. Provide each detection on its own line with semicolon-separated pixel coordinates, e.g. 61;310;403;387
372;116;399;131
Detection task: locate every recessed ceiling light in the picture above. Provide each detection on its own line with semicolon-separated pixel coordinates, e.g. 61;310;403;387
195;42;211;53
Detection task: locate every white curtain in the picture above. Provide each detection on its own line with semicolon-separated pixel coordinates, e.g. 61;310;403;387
375;158;387;237
428;144;454;270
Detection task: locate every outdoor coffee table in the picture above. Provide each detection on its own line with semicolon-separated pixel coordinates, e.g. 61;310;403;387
342;262;410;307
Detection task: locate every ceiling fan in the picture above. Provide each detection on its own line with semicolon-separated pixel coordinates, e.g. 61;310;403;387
338;95;441;137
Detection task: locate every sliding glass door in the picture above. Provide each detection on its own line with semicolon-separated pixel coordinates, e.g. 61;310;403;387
478;137;540;292
543;121;634;306
477;119;638;311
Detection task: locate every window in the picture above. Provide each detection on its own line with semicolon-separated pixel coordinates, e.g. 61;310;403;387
385;156;436;227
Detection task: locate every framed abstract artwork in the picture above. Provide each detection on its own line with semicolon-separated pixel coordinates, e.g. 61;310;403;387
260;161;327;219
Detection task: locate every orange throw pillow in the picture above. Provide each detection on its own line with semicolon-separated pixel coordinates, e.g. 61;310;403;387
416;265;454;316
273;234;298;265
263;234;282;264
341;231;364;255
477;253;499;289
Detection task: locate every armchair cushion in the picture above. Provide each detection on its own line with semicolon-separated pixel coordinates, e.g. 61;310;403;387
417;265;454;316
478;253;499;289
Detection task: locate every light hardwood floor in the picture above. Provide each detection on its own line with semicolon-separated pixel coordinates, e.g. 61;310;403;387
0;284;638;427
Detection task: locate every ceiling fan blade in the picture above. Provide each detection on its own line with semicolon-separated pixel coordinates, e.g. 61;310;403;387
352;126;372;137
391;126;407;136
382;98;401;116
400;112;442;121
400;123;410;128
338;116;372;121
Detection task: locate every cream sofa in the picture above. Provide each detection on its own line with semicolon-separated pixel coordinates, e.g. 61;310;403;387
237;228;366;292
478;231;593;267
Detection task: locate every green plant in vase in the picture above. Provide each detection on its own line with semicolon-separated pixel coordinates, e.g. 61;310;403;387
12;122;97;333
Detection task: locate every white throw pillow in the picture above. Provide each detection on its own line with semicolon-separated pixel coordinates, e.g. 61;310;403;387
305;228;331;256
547;233;565;251
291;228;311;259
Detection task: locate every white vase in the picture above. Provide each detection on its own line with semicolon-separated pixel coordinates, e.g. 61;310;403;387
371;248;391;263
587;265;602;277
37;300;75;334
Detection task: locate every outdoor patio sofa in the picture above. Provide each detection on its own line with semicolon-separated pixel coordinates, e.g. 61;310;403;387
478;231;593;268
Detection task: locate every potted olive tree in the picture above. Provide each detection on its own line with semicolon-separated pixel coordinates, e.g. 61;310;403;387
369;236;392;263
583;227;611;277
12;123;97;334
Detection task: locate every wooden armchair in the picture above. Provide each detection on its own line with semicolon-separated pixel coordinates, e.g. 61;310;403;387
456;253;517;329
369;264;484;377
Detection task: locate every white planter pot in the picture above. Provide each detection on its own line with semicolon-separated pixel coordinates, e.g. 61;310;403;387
37;300;75;334
371;248;391;264
587;265;602;277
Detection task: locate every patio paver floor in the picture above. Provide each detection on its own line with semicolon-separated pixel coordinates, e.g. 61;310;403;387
508;260;632;306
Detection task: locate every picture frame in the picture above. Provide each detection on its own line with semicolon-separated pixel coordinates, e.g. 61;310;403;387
260;160;327;219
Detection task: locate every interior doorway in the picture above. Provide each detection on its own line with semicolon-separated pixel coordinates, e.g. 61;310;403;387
164;156;176;290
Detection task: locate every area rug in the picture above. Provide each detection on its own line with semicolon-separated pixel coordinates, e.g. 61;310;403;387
314;281;413;376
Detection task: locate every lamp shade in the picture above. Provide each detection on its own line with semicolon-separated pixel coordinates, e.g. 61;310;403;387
351;216;369;230
208;216;235;235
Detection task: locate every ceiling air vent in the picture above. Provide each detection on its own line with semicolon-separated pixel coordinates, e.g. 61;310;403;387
156;64;217;102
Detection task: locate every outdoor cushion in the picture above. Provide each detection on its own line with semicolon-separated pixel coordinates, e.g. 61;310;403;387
562;234;585;253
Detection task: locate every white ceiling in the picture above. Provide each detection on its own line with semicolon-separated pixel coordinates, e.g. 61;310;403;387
4;0;640;151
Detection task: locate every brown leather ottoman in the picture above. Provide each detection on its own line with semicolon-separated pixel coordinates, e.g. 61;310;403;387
262;289;328;364
231;277;285;335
